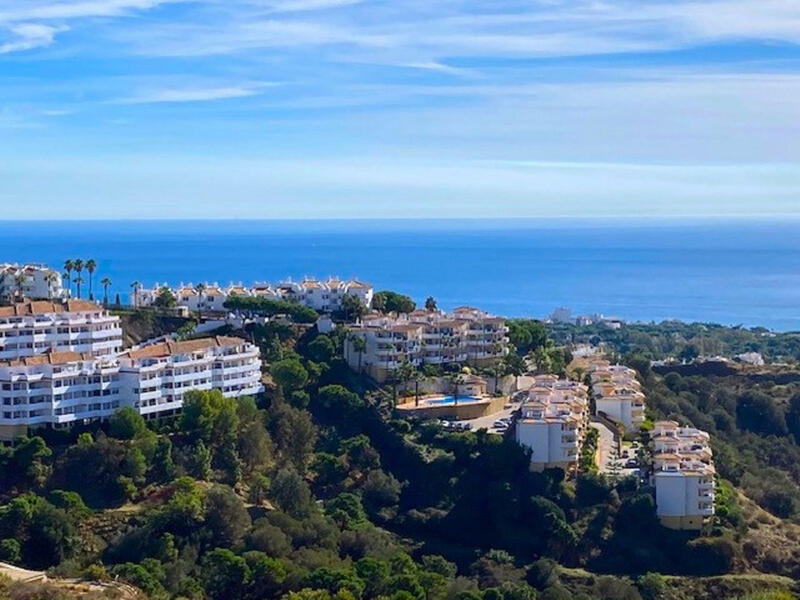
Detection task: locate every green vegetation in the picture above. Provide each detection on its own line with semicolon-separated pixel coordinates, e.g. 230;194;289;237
224;295;319;323
371;291;416;314
546;321;800;363
2;317;800;599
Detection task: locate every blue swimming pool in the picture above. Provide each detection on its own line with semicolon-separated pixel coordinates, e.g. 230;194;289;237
425;396;481;405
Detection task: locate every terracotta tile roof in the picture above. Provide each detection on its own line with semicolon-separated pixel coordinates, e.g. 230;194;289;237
0;299;102;317
0;349;93;367
120;335;248;360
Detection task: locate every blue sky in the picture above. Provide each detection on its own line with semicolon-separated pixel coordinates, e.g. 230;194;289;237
2;0;800;219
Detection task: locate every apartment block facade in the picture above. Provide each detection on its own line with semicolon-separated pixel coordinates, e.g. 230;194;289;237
514;375;590;472
343;307;509;382
650;420;716;530
117;336;263;418
0;263;65;303
589;362;645;432
0;300;123;361
134;277;374;314
0;298;264;441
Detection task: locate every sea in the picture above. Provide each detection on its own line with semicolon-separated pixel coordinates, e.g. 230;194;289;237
1;219;798;331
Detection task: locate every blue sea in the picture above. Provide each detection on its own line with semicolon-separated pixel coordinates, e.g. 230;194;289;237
0;219;798;331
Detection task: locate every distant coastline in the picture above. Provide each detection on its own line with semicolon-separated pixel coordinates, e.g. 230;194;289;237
2;219;799;331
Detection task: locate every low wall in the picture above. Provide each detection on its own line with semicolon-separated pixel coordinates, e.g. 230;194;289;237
396;395;507;420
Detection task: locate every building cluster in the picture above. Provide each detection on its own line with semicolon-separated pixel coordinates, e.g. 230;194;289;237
514;374;590;472
588;361;646;432
133;277;373;314
343;307;509;382
0;300;263;442
0;263;65;303
548;307;624;329
650;420;716;530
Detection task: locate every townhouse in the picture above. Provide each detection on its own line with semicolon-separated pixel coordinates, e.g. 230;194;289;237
0;300;123;361
343;308;509;381
0;335;263;441
0;263;65;302
133;277;373;314
514;375;590;471
650;420;716;530
588;362;646;432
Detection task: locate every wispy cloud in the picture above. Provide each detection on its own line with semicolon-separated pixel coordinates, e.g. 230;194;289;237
0;23;62;53
117;83;274;103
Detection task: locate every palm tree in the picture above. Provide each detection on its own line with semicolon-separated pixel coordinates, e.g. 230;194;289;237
130;281;142;308
85;259;96;301
45;272;59;300
350;334;367;374
14;273;25;301
101;277;112;307
63;260;74;297
195;283;206;320
397;361;415;405
413;369;424;407
73;276;84;299
73;259;84;298
451;373;466;406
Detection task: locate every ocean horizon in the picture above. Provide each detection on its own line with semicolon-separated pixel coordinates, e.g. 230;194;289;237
1;218;799;331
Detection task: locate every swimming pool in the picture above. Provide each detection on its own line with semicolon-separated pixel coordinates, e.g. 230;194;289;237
425;396;482;405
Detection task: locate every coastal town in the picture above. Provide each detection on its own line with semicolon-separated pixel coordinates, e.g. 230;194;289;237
1;261;716;534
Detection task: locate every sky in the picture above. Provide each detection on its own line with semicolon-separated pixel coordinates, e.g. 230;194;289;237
1;0;800;219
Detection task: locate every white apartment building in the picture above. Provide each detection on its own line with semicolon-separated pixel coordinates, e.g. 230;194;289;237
0;351;122;441
589;362;645;432
650;420;715;530
0;300;123;361
117;336;263;419
133;277;373;314
343;308;509;382
0;335;263;441
0;264;65;302
514;376;589;472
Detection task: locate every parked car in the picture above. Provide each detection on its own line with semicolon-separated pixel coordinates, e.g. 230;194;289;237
625;458;639;468
493;420;509;430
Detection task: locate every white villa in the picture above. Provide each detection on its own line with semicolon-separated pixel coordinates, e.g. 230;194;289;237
133;277;374;314
0;264;65;302
343;307;509;382
589;362;645;432
0;300;123;361
650;420;715;530
514;375;590;472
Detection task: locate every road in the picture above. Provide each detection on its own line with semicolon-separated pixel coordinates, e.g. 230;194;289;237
0;561;45;583
452;399;523;434
590;420;617;472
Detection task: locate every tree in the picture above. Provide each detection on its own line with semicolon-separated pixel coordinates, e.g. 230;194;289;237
372;290;416;314
341;294;367;321
204;485;252;547
271;359;309;394
100;277;112;307
269;402;318;471
63;260;74;297
109;407;148;440
195;282;207;319
86;259;96;300
425;296;437;311
73;259;84;298
736;391;787;435
308;335;336;364
154;285;177;310
349;334;367;374
45;271;59;300
270;468;313;518
202;548;251;600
